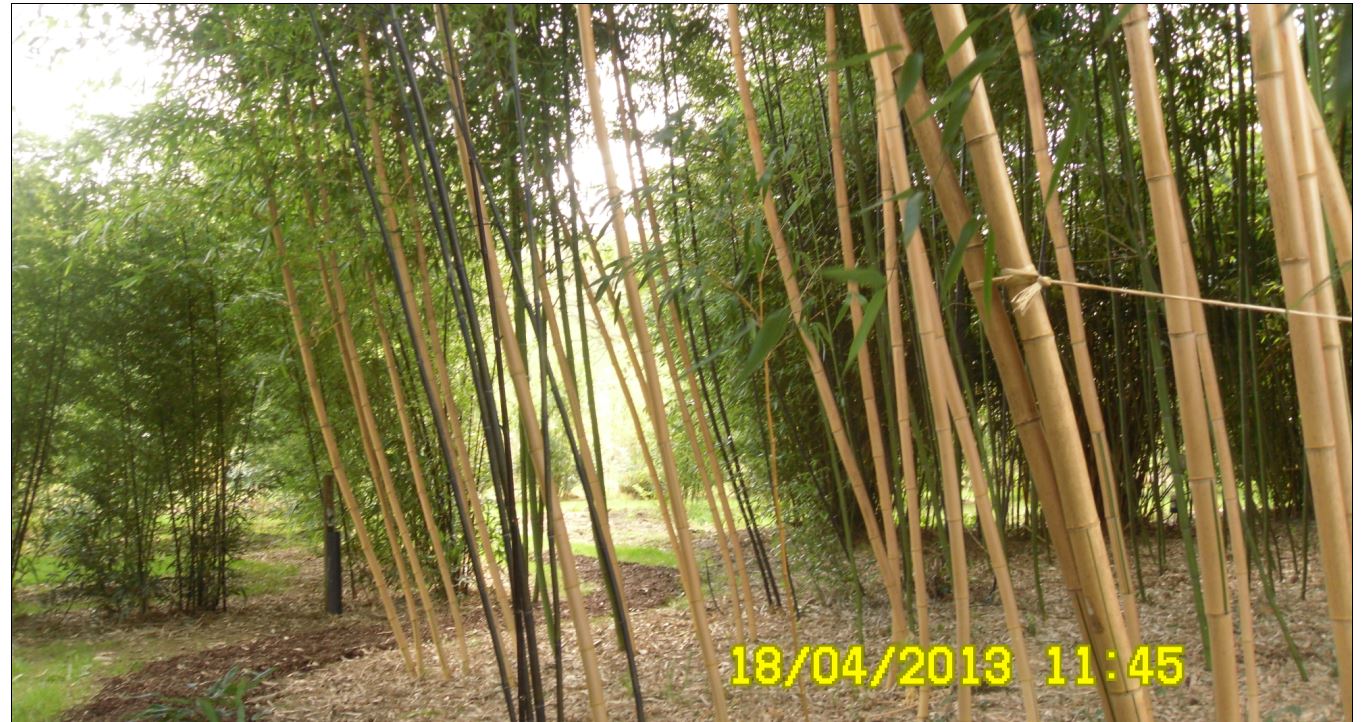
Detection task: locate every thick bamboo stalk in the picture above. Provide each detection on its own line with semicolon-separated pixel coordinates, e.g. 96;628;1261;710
1275;13;1353;521
367;271;472;672
862;17;1038;718
727;5;904;641
861;19;1117;716
826;4;906;646
576;6;729;719
927;6;1149;720
268;197;416;676
1009;5;1139;642
1248;8;1353;716
1121;7;1240;717
1307;100;1352;309
322;255;449;680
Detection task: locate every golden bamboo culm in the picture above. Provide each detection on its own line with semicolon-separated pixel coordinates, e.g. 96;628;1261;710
928;5;1152;719
863;15;1123;719
1248;6;1353;718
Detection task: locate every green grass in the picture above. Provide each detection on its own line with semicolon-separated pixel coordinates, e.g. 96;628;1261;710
230;557;299;597
13;555;68;587
11;638;135;722
570;541;677;568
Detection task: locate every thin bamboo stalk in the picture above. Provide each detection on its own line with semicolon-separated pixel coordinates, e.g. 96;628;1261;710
268;195;416;676
431;28;609;722
559;208;679;553
728;4;908;643
397;144;516;641
1122;7;1241;717
1248;8;1353;716
367;271;473;672
609;46;760;640
862;16;1038;718
322;254;450;680
927;6;1149;719
1009;4;1139;642
826;4;906;646
859;50;931;722
761;264;808;716
576;6;729;719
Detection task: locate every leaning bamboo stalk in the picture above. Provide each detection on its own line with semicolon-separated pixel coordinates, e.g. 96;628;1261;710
1008;4;1140;642
1276;10;1353;312
726;4;903;636
763;344;809;717
431;31;609;722
609;53;760;640
1248;8;1353;717
1122;7;1241;718
868;92;933;722
576;6;729;719
927;6;1148;720
393;147;515;640
862;18;1117;714
575;193;749;639
367;271;472;672
268;196;416;676
559;208;679;553
322;254;450;680
862;18;1038;718
321;257;424;674
1306;99;1352;309
523;203;641;634
1274;13;1353;520
826;4;906;646
402;186;517;643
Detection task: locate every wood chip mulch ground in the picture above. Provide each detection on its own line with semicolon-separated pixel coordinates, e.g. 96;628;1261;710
62;621;394;721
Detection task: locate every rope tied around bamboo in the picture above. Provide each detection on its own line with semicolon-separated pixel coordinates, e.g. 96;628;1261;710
975;268;1354;324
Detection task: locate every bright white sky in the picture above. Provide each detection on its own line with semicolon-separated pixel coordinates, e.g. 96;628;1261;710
11;5;166;141
9;4;666;230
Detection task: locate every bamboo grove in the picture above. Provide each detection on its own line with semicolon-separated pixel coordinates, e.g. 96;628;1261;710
9;3;1352;720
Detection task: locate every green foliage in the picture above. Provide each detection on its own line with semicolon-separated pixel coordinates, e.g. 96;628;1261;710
132;666;273;722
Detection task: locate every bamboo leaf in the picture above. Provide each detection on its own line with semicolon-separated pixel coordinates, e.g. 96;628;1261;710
939;18;985;66
940;216;982;308
844;287;886;373
738;307;790;378
915;48;1000;124
899;191;925;240
896;52;925;108
820;45;896;72
821;266;886;288
1046;94;1090;203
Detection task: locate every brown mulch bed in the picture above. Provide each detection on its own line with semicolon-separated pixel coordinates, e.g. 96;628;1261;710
261;533;1343;721
63;621;393;721
578;559;682;614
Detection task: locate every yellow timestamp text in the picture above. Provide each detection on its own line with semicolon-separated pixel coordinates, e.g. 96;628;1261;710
728;644;1014;688
1045;644;1185;687
728;643;1186;689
